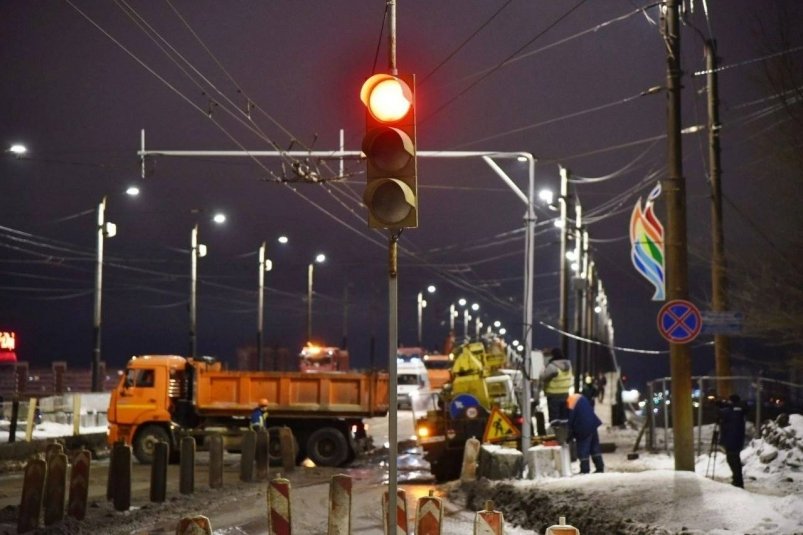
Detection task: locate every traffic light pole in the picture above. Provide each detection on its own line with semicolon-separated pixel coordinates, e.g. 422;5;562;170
138;134;539;468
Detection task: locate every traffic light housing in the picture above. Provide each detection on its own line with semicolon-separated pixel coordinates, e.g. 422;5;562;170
361;73;418;229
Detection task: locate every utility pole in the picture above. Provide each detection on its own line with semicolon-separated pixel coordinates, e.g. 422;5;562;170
706;39;732;397
664;0;695;471
558;167;571;360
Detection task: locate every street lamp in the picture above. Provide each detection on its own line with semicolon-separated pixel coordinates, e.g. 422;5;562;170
257;235;288;371
189;211;225;358
416;284;436;347
307;253;326;343
91;189;138;392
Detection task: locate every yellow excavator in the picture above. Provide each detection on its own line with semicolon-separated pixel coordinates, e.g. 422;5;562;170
415;338;523;481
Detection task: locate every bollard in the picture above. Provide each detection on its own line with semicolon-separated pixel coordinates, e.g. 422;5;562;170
107;439;124;501
67;448;91;521
176;514;213;535
180;436;196;495
268;474;292;535
45;441;64;466
415;490;443;535
327;474;352;535
240;430;257;482
208;433;224;489
111;442;132;511
25;397;37;442
17;458;46;533
383;489;408;535
8;399;19;443
474;499;504;535
545;515;580;535
256;429;269;480
43;451;67;526
151;441;169;502
461;437;481;482
279;426;295;473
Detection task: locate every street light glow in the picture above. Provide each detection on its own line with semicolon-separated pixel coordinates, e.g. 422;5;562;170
499;327;507;335
427;284;436;294
212;213;226;224
278;235;289;244
538;189;554;204
315;253;326;263
458;298;467;307
9;144;27;155
471;303;479;311
125;186;140;196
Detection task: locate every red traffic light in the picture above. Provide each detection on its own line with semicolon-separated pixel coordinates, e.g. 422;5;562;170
360;74;413;123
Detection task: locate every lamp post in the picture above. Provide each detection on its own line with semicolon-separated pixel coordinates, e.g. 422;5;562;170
416;284;436;347
307;253;326;343
189;212;225;359
257;236;287;371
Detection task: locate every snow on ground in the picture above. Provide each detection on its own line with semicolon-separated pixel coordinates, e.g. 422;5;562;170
456;414;803;535
0;420;107;443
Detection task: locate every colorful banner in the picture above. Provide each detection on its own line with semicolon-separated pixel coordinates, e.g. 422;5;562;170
629;183;665;301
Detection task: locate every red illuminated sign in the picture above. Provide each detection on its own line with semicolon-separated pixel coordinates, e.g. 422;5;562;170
0;331;15;351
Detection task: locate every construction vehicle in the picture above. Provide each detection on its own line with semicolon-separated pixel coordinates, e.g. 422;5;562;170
107;355;388;467
299;344;349;371
422;353;452;391
414;339;524;481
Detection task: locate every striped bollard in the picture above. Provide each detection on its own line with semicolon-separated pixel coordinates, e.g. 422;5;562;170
474;500;504;535
461;437;481;482
383;489;408;535
327;474;352;535
268;474;292;535
43;451;68;525
176;514;213;535
67;448;91;521
545;516;580;535
415;490;443;535
17;457;46;533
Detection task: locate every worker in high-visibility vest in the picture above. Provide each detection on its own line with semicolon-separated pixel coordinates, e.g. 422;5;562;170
539;347;574;423
250;398;269;430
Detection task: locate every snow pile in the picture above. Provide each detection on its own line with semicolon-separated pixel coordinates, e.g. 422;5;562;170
741;413;803;492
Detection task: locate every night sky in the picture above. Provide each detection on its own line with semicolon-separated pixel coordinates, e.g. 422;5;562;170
1;1;801;389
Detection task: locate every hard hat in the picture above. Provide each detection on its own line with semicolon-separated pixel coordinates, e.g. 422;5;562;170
259;398;269;407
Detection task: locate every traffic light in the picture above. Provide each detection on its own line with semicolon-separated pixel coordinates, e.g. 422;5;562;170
360;73;418;229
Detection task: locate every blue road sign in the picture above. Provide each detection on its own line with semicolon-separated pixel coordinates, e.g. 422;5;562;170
657;299;702;343
449;394;481;419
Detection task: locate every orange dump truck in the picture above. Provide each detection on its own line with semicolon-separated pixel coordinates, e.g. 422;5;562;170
107;355;389;467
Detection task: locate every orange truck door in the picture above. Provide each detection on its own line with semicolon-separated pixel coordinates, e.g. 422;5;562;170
115;366;164;425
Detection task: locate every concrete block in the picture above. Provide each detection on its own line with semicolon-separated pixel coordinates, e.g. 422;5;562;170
478;444;523;480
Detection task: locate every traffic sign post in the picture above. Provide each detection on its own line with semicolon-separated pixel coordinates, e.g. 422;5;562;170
657;299;702;344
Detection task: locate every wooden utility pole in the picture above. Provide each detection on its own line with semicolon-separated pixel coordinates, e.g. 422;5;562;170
664;0;695;471
706;39;732;397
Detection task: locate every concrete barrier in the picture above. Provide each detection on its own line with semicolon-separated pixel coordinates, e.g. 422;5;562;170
478;444;523;480
526;444;571;479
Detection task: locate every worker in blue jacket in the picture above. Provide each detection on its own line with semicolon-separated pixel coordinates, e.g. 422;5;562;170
718;394;746;488
250;398;270;430
567;392;604;474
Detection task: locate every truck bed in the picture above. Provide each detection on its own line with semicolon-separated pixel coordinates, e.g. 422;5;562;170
194;369;389;418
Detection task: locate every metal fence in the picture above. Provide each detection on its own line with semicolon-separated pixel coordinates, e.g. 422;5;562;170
644;375;803;456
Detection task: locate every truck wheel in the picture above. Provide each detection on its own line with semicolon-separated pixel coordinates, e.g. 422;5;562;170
305;427;349;467
133;425;170;464
266;426;298;467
